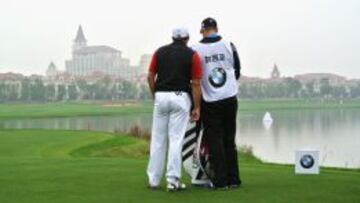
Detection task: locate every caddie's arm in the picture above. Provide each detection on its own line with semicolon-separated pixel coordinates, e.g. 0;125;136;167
231;42;241;80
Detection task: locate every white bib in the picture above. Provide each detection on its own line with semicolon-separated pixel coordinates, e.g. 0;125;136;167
192;40;238;102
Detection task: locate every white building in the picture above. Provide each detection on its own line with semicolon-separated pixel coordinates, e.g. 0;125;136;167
65;25;133;79
138;54;152;75
46;61;58;79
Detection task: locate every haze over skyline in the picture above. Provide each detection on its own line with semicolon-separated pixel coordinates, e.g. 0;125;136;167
0;0;359;78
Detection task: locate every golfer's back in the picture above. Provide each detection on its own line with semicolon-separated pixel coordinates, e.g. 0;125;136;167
147;28;202;191
154;42;194;93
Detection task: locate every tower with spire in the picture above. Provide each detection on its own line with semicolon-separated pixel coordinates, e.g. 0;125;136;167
72;25;87;53
46;61;58;78
271;64;280;79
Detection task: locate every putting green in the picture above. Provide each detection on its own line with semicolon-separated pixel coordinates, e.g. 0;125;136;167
0;129;359;203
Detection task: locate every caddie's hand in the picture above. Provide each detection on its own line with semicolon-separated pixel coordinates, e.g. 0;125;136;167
191;108;200;122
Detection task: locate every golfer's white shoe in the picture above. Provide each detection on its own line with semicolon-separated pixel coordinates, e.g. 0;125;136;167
167;181;186;192
148;184;160;190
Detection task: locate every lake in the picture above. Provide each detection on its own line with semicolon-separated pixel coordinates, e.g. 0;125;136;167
1;109;359;169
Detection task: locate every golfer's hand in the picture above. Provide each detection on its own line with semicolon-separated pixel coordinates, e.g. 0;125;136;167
191;108;200;122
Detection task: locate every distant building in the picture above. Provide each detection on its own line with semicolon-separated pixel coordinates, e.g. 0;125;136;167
138;54;152;75
294;73;347;94
0;72;24;100
271;64;280;79
0;72;24;81
65;25;132;79
294;73;347;86
46;61;58;79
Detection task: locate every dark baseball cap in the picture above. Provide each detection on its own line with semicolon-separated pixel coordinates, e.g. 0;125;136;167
201;17;217;29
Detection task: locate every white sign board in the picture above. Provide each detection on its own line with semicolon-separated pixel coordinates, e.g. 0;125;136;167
295;150;320;174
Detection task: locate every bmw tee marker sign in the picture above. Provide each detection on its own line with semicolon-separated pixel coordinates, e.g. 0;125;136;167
295;150;320;174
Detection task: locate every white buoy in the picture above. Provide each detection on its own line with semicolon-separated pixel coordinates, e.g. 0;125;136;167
262;112;273;129
263;112;273;122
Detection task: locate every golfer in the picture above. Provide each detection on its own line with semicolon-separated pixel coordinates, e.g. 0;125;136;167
192;18;242;189
146;28;202;192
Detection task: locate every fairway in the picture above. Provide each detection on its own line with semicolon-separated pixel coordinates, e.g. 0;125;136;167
0;130;359;203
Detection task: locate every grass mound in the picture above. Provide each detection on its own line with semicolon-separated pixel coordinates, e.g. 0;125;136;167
71;136;149;159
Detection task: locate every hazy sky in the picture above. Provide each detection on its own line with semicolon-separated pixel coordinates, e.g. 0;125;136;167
0;0;359;78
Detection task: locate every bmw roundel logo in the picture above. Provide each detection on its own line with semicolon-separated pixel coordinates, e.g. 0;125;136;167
300;154;315;169
209;67;226;88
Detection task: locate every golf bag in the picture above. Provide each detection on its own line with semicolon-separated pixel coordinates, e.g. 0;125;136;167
182;121;212;185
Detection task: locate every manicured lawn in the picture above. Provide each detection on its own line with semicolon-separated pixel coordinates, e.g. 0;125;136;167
0;129;359;203
0;102;153;119
1;99;360;120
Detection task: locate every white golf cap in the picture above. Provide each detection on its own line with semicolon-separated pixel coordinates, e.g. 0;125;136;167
172;27;189;39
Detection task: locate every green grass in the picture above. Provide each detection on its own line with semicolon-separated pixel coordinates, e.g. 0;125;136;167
0;102;153;120
1;99;360;120
0;129;359;203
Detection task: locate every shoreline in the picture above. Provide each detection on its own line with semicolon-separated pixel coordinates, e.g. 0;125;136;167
0;128;359;172
1;99;360;120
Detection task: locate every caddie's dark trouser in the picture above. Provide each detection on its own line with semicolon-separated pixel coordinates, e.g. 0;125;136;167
201;96;241;187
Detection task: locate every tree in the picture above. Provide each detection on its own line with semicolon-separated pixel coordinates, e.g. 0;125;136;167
239;84;248;98
45;84;56;101
285;78;302;98
350;84;360;98
331;86;347;99
247;84;264;99
120;81;138;100
305;82;315;98
110;84;120;100
139;84;151;100
20;79;31;101
57;85;66;101
8;84;19;101
68;85;78;100
320;78;332;98
264;83;286;98
30;79;45;102
0;84;6;102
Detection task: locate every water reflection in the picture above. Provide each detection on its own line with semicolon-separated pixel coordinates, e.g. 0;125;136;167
236;109;360;169
0;109;359;169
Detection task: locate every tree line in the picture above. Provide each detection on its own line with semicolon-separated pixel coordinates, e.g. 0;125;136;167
239;78;360;99
0;78;151;103
1;77;360;103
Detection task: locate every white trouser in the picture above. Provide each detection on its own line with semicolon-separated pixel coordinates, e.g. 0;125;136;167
147;91;191;186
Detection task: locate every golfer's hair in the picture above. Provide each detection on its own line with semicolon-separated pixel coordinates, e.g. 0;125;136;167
172;37;189;42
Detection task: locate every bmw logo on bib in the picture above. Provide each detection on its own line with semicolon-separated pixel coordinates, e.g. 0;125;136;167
209;67;226;88
295;150;320;174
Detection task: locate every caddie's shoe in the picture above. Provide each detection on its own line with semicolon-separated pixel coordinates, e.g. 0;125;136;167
201;182;215;189
215;186;229;191
201;182;228;190
167;181;186;192
228;184;240;189
228;180;242;189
